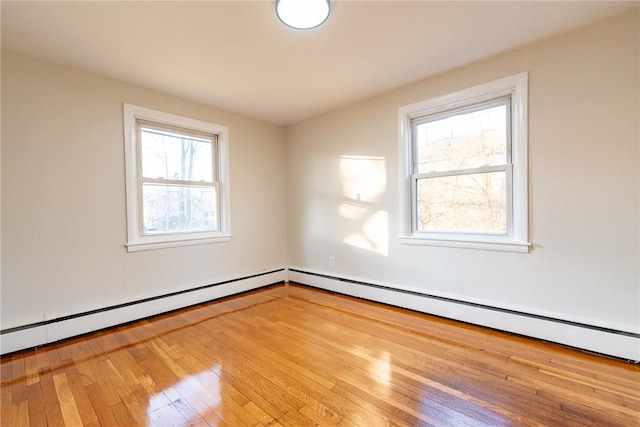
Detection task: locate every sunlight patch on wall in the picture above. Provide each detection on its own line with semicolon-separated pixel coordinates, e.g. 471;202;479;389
339;155;389;256
340;155;386;201
342;208;389;256
338;202;367;220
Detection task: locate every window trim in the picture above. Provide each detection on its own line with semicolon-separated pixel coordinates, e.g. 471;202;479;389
398;73;529;253
123;104;231;252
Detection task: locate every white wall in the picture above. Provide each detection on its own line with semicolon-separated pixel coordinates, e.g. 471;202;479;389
1;51;287;341
285;11;639;348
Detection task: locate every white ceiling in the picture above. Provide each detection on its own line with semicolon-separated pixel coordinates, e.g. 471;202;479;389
2;1;638;126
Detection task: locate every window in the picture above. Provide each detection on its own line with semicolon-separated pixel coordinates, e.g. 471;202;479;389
398;73;529;252
123;104;231;252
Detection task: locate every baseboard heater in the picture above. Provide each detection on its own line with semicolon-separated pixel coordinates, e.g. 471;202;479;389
0;268;287;355
287;268;640;362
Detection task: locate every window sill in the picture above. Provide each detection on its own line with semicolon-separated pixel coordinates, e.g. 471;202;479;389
398;235;530;253
126;235;232;252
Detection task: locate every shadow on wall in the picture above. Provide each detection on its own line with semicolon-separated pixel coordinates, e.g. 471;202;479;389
338;155;388;257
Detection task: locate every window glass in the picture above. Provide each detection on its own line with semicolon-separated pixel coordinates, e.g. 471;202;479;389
142;184;218;234
140;125;214;182
416;171;507;233
414;102;508;174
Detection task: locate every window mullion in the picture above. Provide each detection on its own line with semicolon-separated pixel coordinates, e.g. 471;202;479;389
141;177;217;187
506;98;513;163
135;123;145;237
212;135;218;182
414;164;509;180
505;164;514;236
410;174;418;233
410;123;419;174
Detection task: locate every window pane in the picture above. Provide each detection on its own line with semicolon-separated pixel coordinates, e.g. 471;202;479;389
140;127;213;182
415;103;507;173
416;172;506;233
142;183;217;234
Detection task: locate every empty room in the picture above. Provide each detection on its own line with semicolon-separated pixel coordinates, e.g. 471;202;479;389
1;1;639;426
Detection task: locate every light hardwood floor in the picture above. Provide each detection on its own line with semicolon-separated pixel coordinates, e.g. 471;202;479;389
1;283;639;426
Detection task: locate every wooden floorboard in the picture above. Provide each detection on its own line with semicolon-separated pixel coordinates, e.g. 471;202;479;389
1;283;639;426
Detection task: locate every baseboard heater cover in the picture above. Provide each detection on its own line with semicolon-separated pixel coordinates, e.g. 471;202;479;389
287;268;640;362
0;268;286;355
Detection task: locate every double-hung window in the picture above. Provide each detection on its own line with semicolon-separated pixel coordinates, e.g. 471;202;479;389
123;104;231;252
398;73;529;252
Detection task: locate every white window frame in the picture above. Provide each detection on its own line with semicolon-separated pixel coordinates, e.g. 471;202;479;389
398;73;529;253
123;104;231;252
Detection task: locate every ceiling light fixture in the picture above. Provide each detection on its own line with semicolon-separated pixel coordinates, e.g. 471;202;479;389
276;0;330;30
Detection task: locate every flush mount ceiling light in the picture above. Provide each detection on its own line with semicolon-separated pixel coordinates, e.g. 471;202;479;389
276;0;330;30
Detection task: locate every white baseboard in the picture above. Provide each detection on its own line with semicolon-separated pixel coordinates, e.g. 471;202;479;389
287;268;640;362
0;269;286;355
4;267;638;361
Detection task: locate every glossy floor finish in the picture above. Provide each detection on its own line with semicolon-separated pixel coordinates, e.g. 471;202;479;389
1;284;639;426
